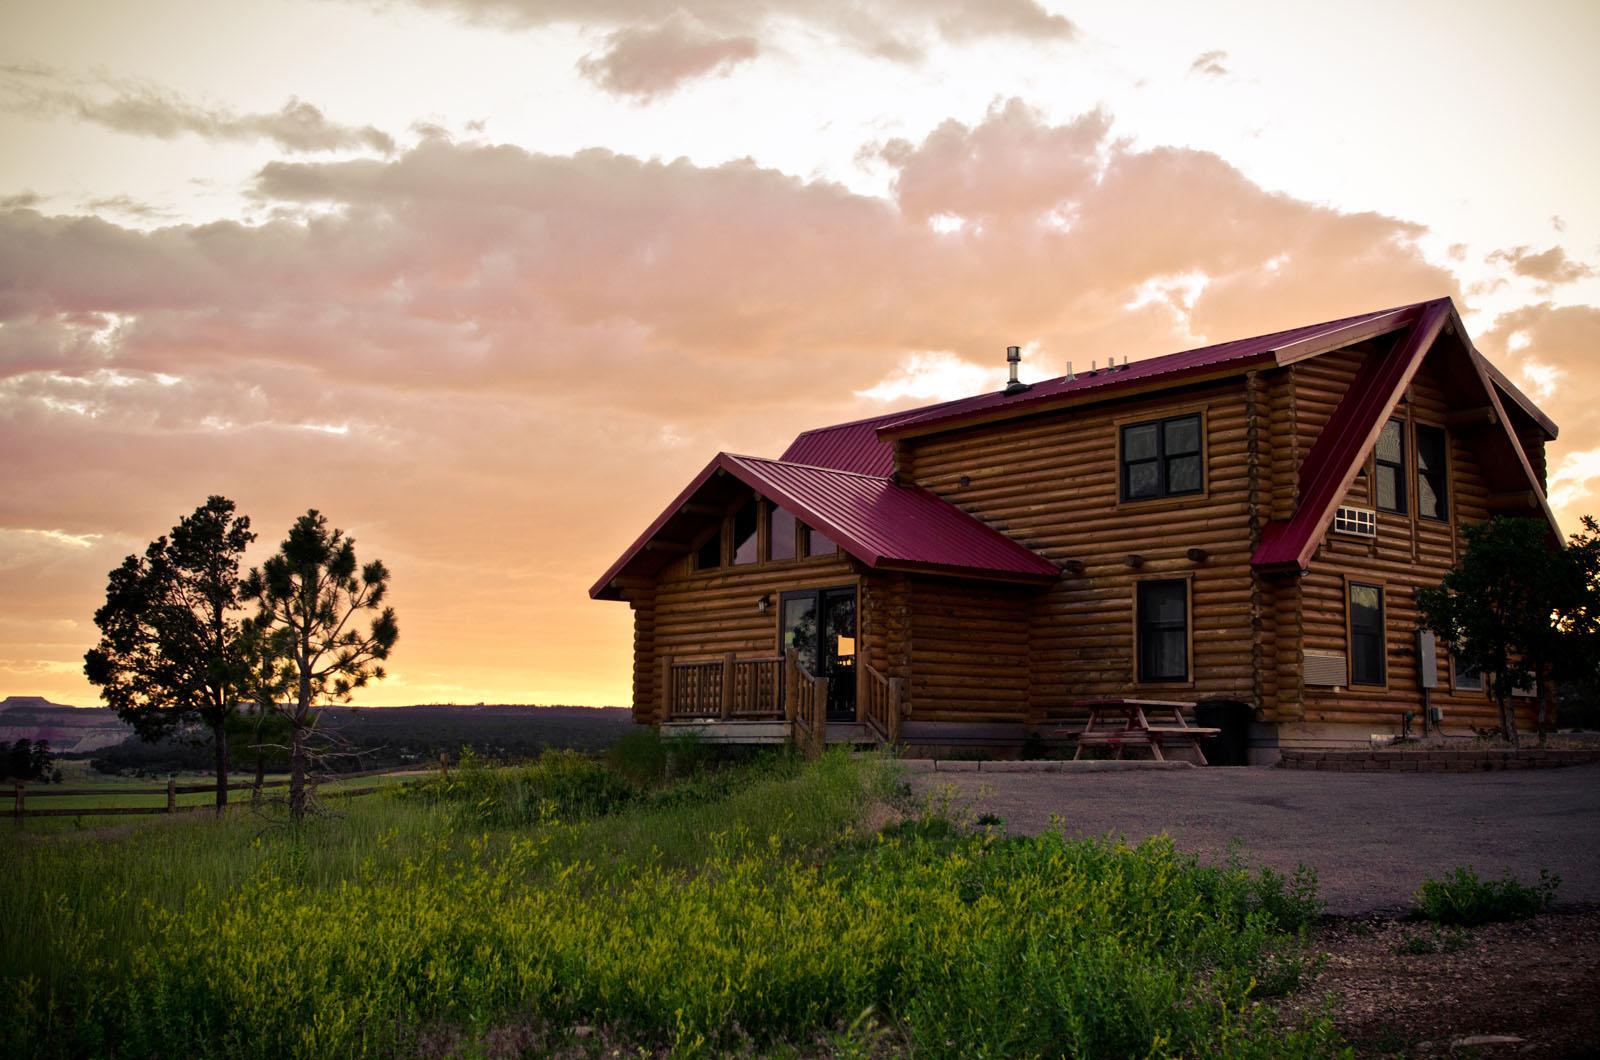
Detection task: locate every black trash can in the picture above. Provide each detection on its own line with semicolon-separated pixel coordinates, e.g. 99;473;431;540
1193;700;1253;766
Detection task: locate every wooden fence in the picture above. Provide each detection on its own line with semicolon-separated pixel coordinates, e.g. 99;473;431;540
11;763;440;823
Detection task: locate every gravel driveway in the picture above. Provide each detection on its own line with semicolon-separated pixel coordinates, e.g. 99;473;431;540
909;763;1600;915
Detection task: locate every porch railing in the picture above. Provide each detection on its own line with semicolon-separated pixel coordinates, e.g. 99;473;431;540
785;649;827;751
661;654;784;720
862;662;906;745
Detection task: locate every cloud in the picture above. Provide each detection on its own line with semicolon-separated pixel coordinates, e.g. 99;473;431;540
402;0;1075;95
576;14;758;99
0;66;395;153
0;191;42;209
1189;50;1229;77
2;99;1474;706
1486;244;1594;286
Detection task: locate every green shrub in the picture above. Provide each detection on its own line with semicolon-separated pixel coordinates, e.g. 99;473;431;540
410;747;637;825
1394;926;1469;955
1414;866;1559;925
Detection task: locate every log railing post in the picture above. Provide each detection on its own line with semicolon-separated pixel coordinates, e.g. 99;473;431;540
166;779;176;814
721;652;736;720
659;654;673;722
888;677;903;746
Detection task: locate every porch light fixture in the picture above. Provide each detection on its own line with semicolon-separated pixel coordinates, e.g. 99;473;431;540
757;594;771;614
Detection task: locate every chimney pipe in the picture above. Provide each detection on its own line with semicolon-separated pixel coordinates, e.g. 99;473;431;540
1004;344;1032;395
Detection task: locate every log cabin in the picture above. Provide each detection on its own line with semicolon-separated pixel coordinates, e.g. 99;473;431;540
590;297;1561;760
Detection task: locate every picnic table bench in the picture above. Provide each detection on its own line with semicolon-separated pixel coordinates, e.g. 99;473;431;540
1057;698;1220;765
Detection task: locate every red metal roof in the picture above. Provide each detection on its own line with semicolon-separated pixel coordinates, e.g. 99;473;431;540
589;453;1058;599
876;302;1435;439
1251;299;1561;570
779;411;904;476
728;455;1058;580
1251;301;1450;570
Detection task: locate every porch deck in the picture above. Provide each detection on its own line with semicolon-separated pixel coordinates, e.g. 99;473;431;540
659;652;904;746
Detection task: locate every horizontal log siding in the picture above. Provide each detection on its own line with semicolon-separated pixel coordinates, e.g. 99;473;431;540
1298;348;1520;732
637;552;857;723
909;380;1256;720
907;579;1032;722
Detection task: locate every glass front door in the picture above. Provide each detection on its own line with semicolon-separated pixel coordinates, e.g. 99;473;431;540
780;585;857;721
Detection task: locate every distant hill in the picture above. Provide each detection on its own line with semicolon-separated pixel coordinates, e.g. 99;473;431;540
81;701;636;775
0;696;133;755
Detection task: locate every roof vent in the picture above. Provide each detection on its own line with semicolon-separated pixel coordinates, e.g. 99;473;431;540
1004;345;1032;395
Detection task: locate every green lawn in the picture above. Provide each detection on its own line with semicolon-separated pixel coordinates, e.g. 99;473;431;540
2;745;1344;1058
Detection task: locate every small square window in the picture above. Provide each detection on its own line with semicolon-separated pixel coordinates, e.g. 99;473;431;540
1119;413;1203;502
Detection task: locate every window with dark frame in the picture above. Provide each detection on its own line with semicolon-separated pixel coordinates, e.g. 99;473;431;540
767;504;797;561
1120;413;1202;502
1349;582;1385;685
804;524;837;557
731;498;759;565
1135;579;1189;682
1374;418;1407;514
1452;651;1483;691
695;527;722;570
1416;424;1449;520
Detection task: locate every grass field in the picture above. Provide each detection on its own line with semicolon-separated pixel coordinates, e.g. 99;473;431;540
2;741;1343;1057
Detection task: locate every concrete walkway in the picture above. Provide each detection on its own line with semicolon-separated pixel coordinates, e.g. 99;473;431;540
909;763;1600;915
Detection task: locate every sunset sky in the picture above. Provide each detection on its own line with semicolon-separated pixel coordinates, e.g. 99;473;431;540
3;0;1598;708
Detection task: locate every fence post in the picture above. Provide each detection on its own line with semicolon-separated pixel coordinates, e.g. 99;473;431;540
166;779;176;814
13;782;22;826
720;652;736;720
889;677;905;746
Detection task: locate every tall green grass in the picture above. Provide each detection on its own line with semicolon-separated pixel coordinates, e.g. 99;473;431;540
3;748;1339;1057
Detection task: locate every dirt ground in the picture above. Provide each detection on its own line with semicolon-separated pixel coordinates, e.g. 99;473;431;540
910;763;1600;1056
908;763;1600;915
1284;910;1600;1057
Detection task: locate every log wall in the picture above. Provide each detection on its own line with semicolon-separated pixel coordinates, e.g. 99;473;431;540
908;379;1258;721
629;547;857;724
1294;346;1529;732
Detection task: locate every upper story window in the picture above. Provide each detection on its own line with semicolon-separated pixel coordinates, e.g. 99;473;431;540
1348;582;1385;686
1120;413;1202;502
731;499;759;565
1416;424;1449;521
767;504;797;561
695;528;722;570
1136;579;1189;682
804;524;838;557
1375;418;1407;514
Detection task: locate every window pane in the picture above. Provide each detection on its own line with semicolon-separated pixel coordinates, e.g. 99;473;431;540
731;499;758;565
1164;415;1200;455
1349;583;1384;685
805;526;837;557
1144;631;1187;681
1166;454;1202;494
1123;423;1158;462
1375;466;1399;512
696;530;721;570
1137;580;1188;682
1376;419;1403;464
768;505;796;561
1416;425;1448;520
1454;652;1482;691
781;595;817;675
1126;461;1160;499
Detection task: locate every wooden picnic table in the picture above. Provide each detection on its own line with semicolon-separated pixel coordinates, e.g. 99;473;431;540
1058;698;1220;765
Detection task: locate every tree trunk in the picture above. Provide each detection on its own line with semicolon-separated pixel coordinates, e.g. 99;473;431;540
289;723;307;822
212;720;229;813
1498;691;1520;748
1536;664;1553;747
251;754;265;807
